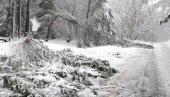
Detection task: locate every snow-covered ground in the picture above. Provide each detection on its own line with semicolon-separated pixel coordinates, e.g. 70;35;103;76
43;39;158;97
0;39;151;71
0;40;143;97
44;39;170;97
98;45;153;97
97;41;170;97
0;39;167;97
44;39;146;71
153;41;170;97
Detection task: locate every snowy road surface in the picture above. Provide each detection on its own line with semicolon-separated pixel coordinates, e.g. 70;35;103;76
99;42;170;97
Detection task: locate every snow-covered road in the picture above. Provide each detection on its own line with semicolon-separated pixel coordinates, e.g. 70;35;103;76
100;42;170;97
99;48;156;97
154;43;170;97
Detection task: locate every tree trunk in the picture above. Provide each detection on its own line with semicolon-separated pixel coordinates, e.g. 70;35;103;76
12;1;16;39
83;0;91;46
18;0;21;38
8;0;12;40
46;16;58;42
86;0;91;20
25;0;30;37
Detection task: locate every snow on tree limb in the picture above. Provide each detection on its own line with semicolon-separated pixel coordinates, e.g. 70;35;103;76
160;14;170;25
47;9;77;24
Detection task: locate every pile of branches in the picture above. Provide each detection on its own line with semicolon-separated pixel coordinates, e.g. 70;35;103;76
8;37;56;62
61;54;118;78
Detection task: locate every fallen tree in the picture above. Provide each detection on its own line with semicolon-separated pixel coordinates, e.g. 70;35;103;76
0;38;8;42
116;39;154;49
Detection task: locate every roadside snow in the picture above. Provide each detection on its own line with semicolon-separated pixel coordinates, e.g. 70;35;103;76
0;39;152;71
44;39;147;70
133;40;152;46
154;41;170;96
0;39;153;97
0;42;10;56
0;39;119;96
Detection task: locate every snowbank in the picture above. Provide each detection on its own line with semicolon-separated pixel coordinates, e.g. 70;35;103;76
44;39;146;70
0;39;119;97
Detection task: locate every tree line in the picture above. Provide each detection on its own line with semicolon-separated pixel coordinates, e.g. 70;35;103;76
0;0;117;47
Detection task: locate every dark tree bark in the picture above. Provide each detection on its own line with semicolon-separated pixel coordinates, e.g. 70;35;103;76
16;0;21;38
0;39;8;42
46;16;58;42
84;0;92;46
12;1;16;39
25;0;30;37
17;0;21;38
8;0;13;40
86;0;91;20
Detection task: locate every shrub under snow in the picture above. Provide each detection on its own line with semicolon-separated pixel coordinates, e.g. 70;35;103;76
0;38;118;97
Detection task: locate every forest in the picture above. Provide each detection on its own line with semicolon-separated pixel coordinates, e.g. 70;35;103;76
1;0;168;46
